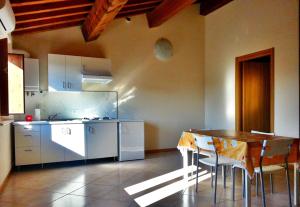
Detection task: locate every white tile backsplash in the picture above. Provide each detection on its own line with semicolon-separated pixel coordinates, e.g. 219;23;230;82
15;91;118;121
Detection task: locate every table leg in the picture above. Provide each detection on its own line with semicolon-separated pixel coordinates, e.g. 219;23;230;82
244;170;251;207
182;148;189;183
294;163;299;206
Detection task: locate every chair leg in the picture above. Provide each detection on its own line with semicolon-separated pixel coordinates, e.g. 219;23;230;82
222;165;226;189
255;173;259;196
285;161;292;207
270;173;273;194
214;164;218;204
242;169;245;198
195;152;199;192
259;168;266;207
211;166;214;188
231;167;235;201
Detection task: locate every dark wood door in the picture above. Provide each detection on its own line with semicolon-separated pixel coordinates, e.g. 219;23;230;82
0;38;8;116
242;59;270;132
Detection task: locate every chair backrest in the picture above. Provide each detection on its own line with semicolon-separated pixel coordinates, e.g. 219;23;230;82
193;133;215;152
261;139;294;157
251;130;275;136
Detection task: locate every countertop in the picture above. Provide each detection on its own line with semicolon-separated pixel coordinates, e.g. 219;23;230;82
13;119;144;125
0;120;14;126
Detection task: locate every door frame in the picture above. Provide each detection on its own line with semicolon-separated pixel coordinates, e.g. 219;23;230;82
235;48;274;132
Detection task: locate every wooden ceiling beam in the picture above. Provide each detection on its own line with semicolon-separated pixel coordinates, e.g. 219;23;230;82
199;0;233;16
81;0;128;42
146;0;196;28
13;0;93;17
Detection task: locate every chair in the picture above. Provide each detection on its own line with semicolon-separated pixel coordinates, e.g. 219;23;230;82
256;139;293;207
231;130;276;201
251;130;277;197
194;134;234;204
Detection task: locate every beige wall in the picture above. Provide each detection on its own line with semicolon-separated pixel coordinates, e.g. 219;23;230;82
13;5;205;150
204;0;299;137
0;124;12;186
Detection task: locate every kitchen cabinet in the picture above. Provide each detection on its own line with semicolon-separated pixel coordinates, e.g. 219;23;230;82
48;54;65;91
24;58;39;91
119;121;144;161
51;123;86;161
86;122;118;159
48;54;82;92
41;125;65;163
15;125;41;166
65;55;82;91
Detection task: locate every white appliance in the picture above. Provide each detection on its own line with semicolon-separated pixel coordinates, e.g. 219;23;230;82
119;121;145;161
0;0;15;38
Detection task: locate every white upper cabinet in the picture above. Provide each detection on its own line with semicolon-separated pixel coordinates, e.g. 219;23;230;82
82;57;111;75
48;54;82;92
24;58;39;91
48;54;66;91
65;55;82;91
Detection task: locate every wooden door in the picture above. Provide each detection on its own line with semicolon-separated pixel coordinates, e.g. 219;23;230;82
0;38;8;115
242;59;270;132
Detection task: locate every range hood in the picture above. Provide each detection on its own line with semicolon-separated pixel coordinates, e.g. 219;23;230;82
81;74;112;84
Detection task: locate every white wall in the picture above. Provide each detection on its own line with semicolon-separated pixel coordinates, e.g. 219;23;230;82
0;124;12;187
13;5;205;150
204;0;299;137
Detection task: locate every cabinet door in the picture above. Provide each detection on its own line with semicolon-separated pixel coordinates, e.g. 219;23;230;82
86;122;117;159
48;54;66;91
81;57;111;75
41;125;65;163
24;58;39;91
63;124;86;161
66;55;82;91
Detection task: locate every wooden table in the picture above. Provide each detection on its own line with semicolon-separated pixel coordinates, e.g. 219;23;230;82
178;130;300;207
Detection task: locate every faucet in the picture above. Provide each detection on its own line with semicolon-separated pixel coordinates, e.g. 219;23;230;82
48;113;60;121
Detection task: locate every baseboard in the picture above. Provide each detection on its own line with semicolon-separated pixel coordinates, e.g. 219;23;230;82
0;169;11;193
145;148;177;154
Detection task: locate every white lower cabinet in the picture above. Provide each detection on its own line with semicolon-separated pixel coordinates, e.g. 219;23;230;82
15;125;41;166
15;147;41;166
15;122;118;166
50;124;86;161
86;122;118;159
41;125;65;163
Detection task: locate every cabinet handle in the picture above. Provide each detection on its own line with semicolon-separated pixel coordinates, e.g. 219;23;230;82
24;135;32;137
63;81;66;88
68;82;71;88
24;149;32;152
67;128;72;135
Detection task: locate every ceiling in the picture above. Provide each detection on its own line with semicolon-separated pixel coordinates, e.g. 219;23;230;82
10;0;232;41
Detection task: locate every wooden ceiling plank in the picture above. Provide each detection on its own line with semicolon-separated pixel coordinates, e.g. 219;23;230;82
16;11;88;24
11;0;76;7
14;18;84;32
15;7;91;21
146;0;196;28
123;0;161;9
118;5;156;15
82;0;128;42
200;0;233;16
14;1;93;17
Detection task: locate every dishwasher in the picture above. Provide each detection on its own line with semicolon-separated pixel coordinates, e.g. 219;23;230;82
118;121;145;161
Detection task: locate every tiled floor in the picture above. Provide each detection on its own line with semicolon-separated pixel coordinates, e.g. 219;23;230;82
0;151;296;207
